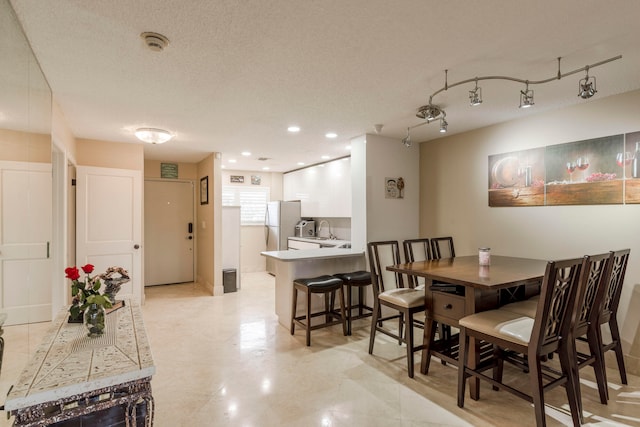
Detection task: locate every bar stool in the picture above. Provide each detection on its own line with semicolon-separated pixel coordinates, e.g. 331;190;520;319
334;271;374;335
291;275;347;346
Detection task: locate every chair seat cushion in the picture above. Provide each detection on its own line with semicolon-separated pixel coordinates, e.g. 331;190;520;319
379;288;424;308
500;298;538;318
294;275;343;289
336;271;371;285
459;309;533;346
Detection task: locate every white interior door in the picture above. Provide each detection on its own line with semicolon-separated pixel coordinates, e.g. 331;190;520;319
76;166;142;303
144;180;194;286
0;161;52;325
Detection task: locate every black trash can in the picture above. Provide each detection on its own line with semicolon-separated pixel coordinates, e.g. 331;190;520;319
223;269;237;293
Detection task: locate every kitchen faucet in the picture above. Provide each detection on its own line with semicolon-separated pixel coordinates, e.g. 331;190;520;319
317;220;336;239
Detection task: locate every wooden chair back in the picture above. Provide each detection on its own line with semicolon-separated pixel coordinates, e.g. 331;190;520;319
402;238;431;288
531;257;585;355
573;252;613;337
431;237;455;259
598;249;630;325
367;241;404;295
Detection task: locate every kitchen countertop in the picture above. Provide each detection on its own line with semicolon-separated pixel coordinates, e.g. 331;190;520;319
261;247;363;261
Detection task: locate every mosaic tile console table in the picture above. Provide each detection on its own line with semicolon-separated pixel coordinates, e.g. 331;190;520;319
4;301;155;426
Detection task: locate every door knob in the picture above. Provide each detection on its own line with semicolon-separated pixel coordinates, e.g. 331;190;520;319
134;244;140;249
188;236;193;240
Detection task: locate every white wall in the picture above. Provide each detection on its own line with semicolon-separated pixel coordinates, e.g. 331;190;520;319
221;169;283;272
365;134;420;244
420;89;640;372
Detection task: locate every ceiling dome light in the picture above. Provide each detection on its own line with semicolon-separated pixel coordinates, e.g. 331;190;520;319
287;126;300;132
325;132;337;139
241;151;251;156
135;128;173;144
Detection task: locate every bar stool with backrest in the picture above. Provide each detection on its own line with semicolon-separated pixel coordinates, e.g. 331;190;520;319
457;257;586;427
290;275;347;346
368;240;425;378
333;270;373;335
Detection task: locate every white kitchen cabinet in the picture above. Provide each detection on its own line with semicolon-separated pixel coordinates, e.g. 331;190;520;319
284;157;351;217
287;239;321;250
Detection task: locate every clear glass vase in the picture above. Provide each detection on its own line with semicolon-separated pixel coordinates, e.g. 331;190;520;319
83;303;106;337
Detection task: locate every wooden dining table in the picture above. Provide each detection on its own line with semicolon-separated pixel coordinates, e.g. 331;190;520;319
387;255;548;400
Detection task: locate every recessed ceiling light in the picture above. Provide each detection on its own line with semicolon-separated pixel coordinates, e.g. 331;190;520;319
221;165;226;169
297;162;305;166
241;151;251;156
262;167;270;170
345;145;352;150
229;159;237;163
321;155;330;160
288;126;300;133
325;132;337;139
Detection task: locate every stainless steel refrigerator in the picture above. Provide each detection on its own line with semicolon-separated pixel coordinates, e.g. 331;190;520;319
265;200;301;274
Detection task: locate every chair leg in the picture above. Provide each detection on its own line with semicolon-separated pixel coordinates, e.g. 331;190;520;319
369;299;381;355
397;313;404;346
457;327;469;408
558;341;583;426
290;287;298;335
405;309;414;378
609;318;628;384
528;355;547;427
587;328;608;404
338;286;347;336
305;288;311;347
346;283;353;335
492;345;503;391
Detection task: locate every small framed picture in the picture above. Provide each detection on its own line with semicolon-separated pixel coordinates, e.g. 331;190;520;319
230;175;245;183
251;175;261;185
200;176;209;205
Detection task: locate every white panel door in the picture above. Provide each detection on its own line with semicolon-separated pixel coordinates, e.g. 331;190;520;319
76;166;142;303
144;180;194;286
0;161;52;325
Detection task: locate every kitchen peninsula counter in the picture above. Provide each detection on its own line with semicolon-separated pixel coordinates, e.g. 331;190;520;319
261;248;366;327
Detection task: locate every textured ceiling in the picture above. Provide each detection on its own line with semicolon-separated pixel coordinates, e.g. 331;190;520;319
8;0;640;172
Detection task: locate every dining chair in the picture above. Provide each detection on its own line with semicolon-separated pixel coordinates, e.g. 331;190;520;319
587;248;631;386
431;236;455;259
457;257;585;427
503;252;613;414
403;238;452;351
402;238;432;289
367;240;425;378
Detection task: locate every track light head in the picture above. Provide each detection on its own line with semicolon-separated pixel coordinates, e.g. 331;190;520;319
439;118;448;133
469;80;482;106
578;74;597;99
519;85;534;109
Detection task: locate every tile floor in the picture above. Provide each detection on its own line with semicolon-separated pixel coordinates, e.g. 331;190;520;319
1;272;639;426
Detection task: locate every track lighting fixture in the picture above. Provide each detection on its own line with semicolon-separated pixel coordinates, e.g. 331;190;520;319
404;55;621;147
469;79;482;106
519;82;534;109
578;66;597;99
401;127;411;147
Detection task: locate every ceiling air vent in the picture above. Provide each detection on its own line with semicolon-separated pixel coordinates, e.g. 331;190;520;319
258;157;270;161
141;32;169;52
